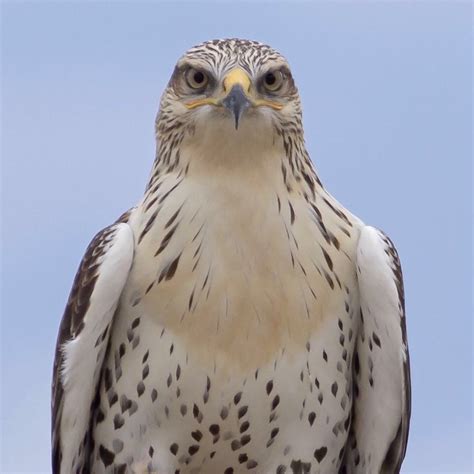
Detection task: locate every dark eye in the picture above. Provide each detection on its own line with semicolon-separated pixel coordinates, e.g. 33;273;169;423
185;68;209;90
262;70;284;92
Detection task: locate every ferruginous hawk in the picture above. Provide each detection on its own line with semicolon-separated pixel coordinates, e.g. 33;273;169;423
52;38;410;474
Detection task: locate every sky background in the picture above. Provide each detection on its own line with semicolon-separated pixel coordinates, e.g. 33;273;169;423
1;1;472;473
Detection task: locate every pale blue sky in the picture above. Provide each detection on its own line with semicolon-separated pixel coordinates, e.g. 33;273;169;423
1;2;472;473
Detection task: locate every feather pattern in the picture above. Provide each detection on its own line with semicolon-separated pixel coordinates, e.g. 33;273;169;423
341;226;410;473
51;39;410;473
51;221;134;473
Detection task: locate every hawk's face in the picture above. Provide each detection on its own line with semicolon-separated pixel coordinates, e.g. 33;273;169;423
156;39;302;141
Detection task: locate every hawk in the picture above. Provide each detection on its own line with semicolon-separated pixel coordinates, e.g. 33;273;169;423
52;39;410;474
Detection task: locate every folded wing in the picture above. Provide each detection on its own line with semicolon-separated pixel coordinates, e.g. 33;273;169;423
342;226;411;473
51;222;134;473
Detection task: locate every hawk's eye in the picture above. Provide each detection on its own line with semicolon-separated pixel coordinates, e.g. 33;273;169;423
185;68;209;90
262;70;284;92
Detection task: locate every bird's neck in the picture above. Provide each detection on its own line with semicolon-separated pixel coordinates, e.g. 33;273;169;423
146;122;322;201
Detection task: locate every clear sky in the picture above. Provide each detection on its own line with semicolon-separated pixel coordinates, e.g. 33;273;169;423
1;2;472;473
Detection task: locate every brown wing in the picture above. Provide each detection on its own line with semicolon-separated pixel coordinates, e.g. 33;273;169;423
51;218;134;473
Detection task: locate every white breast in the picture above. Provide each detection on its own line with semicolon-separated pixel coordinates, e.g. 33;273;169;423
124;164;359;378
91;139;363;471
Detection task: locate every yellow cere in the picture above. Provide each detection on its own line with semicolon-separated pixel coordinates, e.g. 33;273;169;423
223;68;251;93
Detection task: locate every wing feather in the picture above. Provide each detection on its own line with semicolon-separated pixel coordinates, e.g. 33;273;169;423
51;221;134;473
342;226;410;473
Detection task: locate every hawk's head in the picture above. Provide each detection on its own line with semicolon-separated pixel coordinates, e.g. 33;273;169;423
156;39;302;141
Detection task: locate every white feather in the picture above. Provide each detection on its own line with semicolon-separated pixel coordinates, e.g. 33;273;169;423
346;225;409;473
59;223;134;472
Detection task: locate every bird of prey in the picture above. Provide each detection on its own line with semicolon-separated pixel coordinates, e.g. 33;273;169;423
52;38;410;474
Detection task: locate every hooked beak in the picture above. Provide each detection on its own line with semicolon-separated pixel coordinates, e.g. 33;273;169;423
221;68;252;130
222;85;251;130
